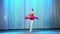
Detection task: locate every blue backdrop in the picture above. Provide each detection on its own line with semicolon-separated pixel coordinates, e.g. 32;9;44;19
0;0;60;29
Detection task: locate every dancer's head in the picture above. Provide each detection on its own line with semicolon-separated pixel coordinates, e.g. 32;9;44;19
32;8;34;11
30;8;34;14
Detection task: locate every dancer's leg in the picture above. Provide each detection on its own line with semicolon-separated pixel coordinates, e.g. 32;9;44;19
30;20;33;32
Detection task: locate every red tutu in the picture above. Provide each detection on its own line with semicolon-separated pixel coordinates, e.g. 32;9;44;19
25;14;39;20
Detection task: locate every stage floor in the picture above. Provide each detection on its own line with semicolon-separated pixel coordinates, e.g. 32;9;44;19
0;30;60;34
0;28;60;34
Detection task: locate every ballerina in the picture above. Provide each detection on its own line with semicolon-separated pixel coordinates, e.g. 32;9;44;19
25;9;39;32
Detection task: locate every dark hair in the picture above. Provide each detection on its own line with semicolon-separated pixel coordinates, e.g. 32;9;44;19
32;9;34;11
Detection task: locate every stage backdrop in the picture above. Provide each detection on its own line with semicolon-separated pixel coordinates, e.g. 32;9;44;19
0;0;60;29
